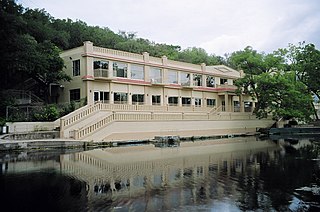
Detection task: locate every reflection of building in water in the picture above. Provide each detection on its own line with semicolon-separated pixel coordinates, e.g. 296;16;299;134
59;138;280;205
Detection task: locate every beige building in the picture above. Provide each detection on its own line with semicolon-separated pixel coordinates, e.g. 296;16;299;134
59;41;253;112
37;41;274;141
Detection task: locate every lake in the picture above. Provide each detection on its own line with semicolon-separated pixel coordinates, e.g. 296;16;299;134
0;136;319;211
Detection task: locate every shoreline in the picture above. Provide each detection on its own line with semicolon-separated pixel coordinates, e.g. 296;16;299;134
0;132;259;152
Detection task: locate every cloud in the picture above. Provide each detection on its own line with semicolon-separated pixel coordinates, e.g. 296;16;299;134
17;0;320;55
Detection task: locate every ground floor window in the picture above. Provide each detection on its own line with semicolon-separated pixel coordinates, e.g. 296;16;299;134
94;91;109;103
70;89;80;102
234;101;240;112
182;97;191;106
206;98;216;107
152;95;161;105
195;98;202;107
114;92;128;104
132;94;144;105
168;96;178;106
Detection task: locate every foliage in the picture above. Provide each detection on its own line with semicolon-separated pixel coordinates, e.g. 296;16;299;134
33;105;59;121
232;46;313;121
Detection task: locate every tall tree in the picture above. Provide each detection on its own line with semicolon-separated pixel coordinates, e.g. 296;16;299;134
282;42;320;119
231;46;312;121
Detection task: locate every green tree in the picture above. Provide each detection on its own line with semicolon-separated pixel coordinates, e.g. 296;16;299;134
282;42;320;119
231;46;312;121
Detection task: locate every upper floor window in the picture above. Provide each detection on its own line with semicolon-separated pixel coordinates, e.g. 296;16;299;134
72;60;80;76
93;60;108;77
113;62;128;78
206;76;215;87
220;78;228;85
150;67;162;83
131;65;144;80
168;70;178;84
182;97;191;106
194;74;202;86
180;72;190;86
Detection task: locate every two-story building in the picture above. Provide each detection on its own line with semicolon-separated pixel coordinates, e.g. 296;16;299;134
58;41;253;113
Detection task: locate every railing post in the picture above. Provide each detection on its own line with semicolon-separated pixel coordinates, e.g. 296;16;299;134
59;118;65;138
74;129;79;140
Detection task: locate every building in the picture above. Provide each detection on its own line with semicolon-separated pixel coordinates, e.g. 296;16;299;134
59;41;253;112
47;41;275;141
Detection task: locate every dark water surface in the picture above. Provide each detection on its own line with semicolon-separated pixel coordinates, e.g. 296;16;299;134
0;137;319;212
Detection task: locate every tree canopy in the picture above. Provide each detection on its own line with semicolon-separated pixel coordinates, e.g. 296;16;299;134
230;46;314;122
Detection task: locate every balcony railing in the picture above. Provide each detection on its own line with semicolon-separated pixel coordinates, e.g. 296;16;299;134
94;69;108;78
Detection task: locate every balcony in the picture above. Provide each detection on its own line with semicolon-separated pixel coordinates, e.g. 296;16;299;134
216;84;237;92
94;69;109;78
150;79;165;86
181;81;193;89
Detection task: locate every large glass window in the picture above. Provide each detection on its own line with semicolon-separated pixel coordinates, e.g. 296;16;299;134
168;96;178;106
94;91;109;103
114;92;128;104
152;95;161;105
182;97;191;106
206;76;215;87
194;74;202;86
131;65;144;80
167;70;178;84
132;94;144;105
70;89;80;101
113;62;128;78
93;60;108;77
72;60;80;76
207;99;216;107
150;67;162;83
180;72;190;86
220;78;228;85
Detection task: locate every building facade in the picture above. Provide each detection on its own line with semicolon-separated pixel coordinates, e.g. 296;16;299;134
59;41;253;113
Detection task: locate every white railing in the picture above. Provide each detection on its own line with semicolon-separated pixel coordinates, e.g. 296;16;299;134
93;47;144;61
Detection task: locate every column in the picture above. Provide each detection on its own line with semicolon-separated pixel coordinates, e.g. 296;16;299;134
224;93;229;112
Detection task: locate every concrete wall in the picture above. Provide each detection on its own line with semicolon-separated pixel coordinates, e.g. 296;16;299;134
6;122;56;133
89;119;274;141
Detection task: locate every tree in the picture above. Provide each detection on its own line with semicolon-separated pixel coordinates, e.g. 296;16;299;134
231;46;313;121
283;42;320;119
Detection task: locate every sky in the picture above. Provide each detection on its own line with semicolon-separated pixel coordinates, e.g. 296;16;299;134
17;0;320;56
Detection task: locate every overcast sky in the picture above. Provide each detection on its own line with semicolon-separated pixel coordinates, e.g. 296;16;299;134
17;0;320;56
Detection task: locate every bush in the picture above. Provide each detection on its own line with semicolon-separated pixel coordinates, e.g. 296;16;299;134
33;105;59;121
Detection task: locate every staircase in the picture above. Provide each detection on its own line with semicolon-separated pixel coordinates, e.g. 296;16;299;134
58;102;267;141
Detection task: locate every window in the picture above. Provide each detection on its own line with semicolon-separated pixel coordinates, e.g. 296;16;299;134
94;91;109;103
182;97;191;106
206;76;215;87
168;96;178;106
113;62;128;78
72;60;80;76
132;94;144;105
93;60;108;77
70;89;80;101
194;74;202;86
114;92;128;104
168;70;178;84
207;99;216;107
152;95;161;105
220;78;228;85
131;65;144;80
180;72;190;86
150;67;162;83
195;98;202;107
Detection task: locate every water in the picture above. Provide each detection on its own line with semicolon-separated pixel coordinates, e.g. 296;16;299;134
0;137;319;211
